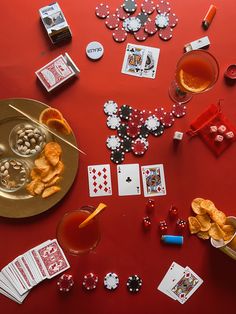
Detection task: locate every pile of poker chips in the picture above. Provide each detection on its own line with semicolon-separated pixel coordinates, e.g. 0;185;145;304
104;100;187;164
95;0;178;43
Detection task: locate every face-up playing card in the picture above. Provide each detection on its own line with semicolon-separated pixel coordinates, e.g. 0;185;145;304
117;164;141;196
157;262;185;300
141;164;166;197
88;164;112;197
168;266;203;304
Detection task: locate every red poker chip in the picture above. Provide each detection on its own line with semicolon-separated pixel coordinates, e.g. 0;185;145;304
105;14;120;29
83;273;98;291
57;274;74;292
134;27;148;41
116;5;130;20
129;109;142;124
171;103;187;118
140;109;152;122
95;3;110;19
131;138;148;156
154;107;165;120
127;121;141;138
161;112;175;128
167;13;178;28
144;19;158;35
113;27;127;42
141;0;155;14
158;26;173;40
156;1;171;14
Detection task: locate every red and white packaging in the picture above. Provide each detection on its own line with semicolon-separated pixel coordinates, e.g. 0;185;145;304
35;53;80;92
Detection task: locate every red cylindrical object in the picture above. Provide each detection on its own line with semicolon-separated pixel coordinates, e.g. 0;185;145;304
202;5;217;30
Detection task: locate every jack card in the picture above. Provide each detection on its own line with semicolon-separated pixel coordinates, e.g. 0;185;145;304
141;164;166;197
88;164;112;197
117;164;141;196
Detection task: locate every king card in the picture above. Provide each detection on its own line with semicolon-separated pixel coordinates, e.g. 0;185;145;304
117;164;141;196
141;164;166;197
88;164;112;197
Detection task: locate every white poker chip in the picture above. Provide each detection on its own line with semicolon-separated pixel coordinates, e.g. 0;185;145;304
155;13;169;28
123;18;131;32
127;17;142;32
107;115;121;130
86;41;104;60
144;115;160;131
104;100;118;115
104;272;119;290
106;135;121;150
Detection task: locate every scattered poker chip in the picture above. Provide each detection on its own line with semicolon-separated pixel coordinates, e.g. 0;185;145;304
150;123;164;136
119;104;133;120
167;12;178;28
95;3;110;19
140;109;152;122
127;17;142;32
144;115;160;131
106;135;121;150
129;109;142;124
104;100;118;115
117;123;128;138
136;12;149;25
155;13;169;28
121;136;132;152
123;18;131;32
144;19;158;35
86;41;104;60
113;27;127;42
160;112;175;127
82;273;98;291
139;124;150;138
107;114;121;129
127;275;142;293
154;107;165;120
105;14;120;29
110;149;125;164
104;272;119;290
127;121;141;138
171;103;187;118
131;137;148;156
123;0;137;13
159;26;173;40
156;0;171;14
116;5;130;20
134;27;148;41
141;0;155;14
57;274;74;292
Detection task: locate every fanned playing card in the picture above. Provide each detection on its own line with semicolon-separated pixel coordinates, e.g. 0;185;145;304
117;164;141;196
88;164;112;197
141;164;166;197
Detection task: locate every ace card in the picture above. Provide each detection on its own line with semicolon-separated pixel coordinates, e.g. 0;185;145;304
141;164;166;197
88;164;112;197
117;164;141;196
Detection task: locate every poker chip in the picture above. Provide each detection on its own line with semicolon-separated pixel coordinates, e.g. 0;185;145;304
139;124;150;138
86;41;104;60
57;274;74;292
82;273;98;291
119;104;133;120
136;12;149;25
140;109;152;122
95;3;109;19
107;115;121;129
156;0;171;14
104;272;119;290
154;107;165;120
117;123;128;138
134;27;148;41
110;149;125;164
127;275;142;293
104;100;118;115
144;115;160;131
144;19;158;35
155;13;169;28
171;103;187;118
127;121;141;138
160;112;175;127
129;109;142;124
141;0;155;14
127;17;142;32
131;137;148;156
123;0;137;13
106;135;121;150
116;5;130;20
121;136;132;152
159;26;173;40
167;12;178;28
150;123;164;136
105;14;120;29
113;27;127;42
123;18;131;32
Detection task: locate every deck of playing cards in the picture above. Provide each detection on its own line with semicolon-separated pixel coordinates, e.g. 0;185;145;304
35;53;80;92
0;239;70;304
157;262;203;304
39;2;72;44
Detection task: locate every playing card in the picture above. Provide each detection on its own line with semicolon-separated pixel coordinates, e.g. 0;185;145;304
11;258;33;290
142;47;160;79
23;251;43;284
168;266;203;304
87;164;112;197
141;164;166;197
1;265;28;295
117;164;141;196
0;273;29;303
157;262;185;300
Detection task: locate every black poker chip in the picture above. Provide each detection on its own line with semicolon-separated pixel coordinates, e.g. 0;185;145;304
119;104;133;120
127;275;142;293
150;123;164;136
117;123;128;138
136;12;149;25
121;135;132;152
139;124;150;138
110;149;125;164
123;0;137;13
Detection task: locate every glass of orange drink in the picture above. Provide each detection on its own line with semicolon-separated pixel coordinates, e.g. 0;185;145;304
169;50;219;104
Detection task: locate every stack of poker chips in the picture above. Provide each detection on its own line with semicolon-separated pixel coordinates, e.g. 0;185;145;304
95;0;178;43
104;100;187;164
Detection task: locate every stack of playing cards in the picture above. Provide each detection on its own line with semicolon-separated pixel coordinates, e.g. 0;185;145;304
158;262;203;304
122;43;160;79
0;239;70;304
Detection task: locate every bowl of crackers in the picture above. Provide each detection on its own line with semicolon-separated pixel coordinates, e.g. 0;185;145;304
188;198;236;260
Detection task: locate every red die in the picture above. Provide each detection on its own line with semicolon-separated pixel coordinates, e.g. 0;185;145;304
159;220;168;234
176;218;187;233
143;216;151;229
146;199;155;213
57;274;74;292
169;205;178;218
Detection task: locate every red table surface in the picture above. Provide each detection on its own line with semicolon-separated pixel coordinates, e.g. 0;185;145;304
0;0;236;313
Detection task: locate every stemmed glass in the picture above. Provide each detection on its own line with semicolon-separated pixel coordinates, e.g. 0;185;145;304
169;50;219;104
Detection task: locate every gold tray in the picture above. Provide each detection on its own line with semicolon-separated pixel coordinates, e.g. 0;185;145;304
0;98;79;218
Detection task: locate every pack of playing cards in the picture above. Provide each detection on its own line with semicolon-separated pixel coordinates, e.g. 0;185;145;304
157;262;203;304
0;239;70;304
35;53;80;92
39;2;72;44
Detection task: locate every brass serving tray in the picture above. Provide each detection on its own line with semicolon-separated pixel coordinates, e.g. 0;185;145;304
0;98;79;218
